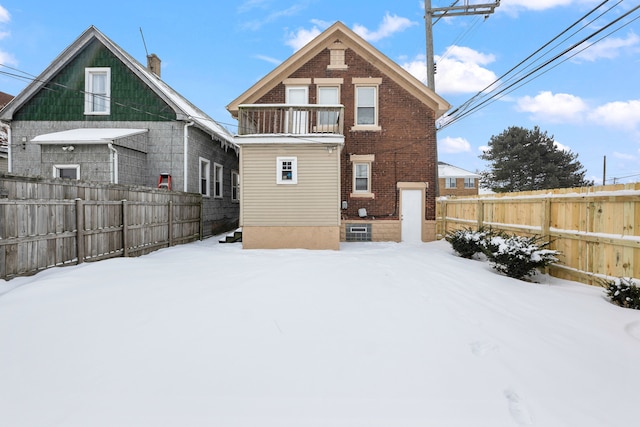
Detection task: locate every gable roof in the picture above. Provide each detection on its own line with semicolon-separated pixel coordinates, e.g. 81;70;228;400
227;21;450;119
438;162;480;178
0;26;236;151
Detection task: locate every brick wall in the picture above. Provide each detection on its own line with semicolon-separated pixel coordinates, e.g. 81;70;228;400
257;48;439;222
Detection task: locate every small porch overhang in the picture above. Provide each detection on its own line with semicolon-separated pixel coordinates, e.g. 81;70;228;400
30;128;149;145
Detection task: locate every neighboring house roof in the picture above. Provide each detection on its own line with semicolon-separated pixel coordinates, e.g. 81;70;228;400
31;128;148;144
0;26;237;152
0;91;13;110
226;21;450;119
438;162;480;178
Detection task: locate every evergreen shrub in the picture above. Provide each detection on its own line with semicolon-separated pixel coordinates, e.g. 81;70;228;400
445;227;492;259
605;277;640;310
483;234;559;280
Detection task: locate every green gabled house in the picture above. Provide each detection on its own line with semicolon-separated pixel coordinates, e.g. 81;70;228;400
0;26;239;236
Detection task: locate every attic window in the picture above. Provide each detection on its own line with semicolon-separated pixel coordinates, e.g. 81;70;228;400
328;41;347;70
84;67;111;115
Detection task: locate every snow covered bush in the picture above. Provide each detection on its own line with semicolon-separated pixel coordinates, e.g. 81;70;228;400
445;227;492;259
605;277;640;310
484;234;559;280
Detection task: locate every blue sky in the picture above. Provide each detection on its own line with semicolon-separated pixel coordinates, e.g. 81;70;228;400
1;0;639;184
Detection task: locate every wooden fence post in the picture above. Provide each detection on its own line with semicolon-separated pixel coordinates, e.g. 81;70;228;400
477;199;485;230
199;200;204;241
168;200;174;247
75;198;85;264
122;200;129;257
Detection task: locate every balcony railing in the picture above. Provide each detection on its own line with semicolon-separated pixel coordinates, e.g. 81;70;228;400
237;104;344;136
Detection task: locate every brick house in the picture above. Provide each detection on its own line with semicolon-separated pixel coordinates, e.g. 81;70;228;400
438;162;480;197
0;26;239;236
227;22;450;249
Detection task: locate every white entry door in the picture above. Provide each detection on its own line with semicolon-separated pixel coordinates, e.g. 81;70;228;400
285;86;308;134
401;189;423;243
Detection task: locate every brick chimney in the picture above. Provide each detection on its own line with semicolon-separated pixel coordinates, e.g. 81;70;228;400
147;54;161;77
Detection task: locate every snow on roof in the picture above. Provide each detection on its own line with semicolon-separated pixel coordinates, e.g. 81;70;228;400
438;162;480;178
100;30;237;150
31;128;148;144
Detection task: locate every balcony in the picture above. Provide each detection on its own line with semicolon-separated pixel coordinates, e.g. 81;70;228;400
237;104;344;136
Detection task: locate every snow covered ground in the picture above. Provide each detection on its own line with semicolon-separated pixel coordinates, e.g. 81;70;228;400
1;238;638;426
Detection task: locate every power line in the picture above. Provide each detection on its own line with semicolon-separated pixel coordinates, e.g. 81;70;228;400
439;1;639;130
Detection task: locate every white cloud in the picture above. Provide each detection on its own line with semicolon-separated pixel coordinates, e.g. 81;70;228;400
0;6;14;66
574;32;640;62
253;54;281;65
0;50;17;66
0;5;9;23
352;12;417;43
478;145;490;154
516;91;588;123
402;46;498;95
285;26;323;51
439;136;471;154
242;3;307;31
613;151;636;161
499;0;594;13
589;100;640;131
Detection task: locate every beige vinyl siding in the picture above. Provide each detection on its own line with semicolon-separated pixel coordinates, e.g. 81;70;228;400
241;144;340;226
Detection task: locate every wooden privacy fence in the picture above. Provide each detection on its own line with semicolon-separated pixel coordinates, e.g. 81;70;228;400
437;183;640;286
0;174;202;280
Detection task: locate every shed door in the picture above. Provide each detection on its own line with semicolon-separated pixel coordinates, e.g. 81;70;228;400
401;189;422;243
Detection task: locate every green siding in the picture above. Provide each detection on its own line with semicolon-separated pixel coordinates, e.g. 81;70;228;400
14;39;175;121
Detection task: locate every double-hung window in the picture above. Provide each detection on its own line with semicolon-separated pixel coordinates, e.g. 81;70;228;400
464;178;475;189
231;171;239;201
350;154;374;198
213;163;223;198
353;78;381;130
445;177;457;189
84;68;111;115
199;158;210;197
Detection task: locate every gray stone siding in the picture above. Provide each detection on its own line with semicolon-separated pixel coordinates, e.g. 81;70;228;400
8;120;238;235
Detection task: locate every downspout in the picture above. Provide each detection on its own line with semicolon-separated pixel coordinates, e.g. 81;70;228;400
183;118;194;192
107;143;118;184
6;123;11;173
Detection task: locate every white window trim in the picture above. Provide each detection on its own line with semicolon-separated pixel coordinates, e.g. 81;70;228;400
445;177;457;189
231;170;239;202
353;78;381;131
464;178;476;189
84;67;111;115
53;164;80;180
277;156;298;185
199;157;211;197
350;154;374;198
213;162;223;199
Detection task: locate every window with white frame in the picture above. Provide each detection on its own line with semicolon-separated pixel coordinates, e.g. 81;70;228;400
53;164;80;180
277;157;297;184
231;171;239;201
350;154;374;197
445;177;457;189
84;68;111;115
214;163;223;198
199;158;210;196
356;86;376;126
464;178;475;189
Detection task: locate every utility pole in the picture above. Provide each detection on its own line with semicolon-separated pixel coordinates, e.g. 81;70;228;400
424;1;501;90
